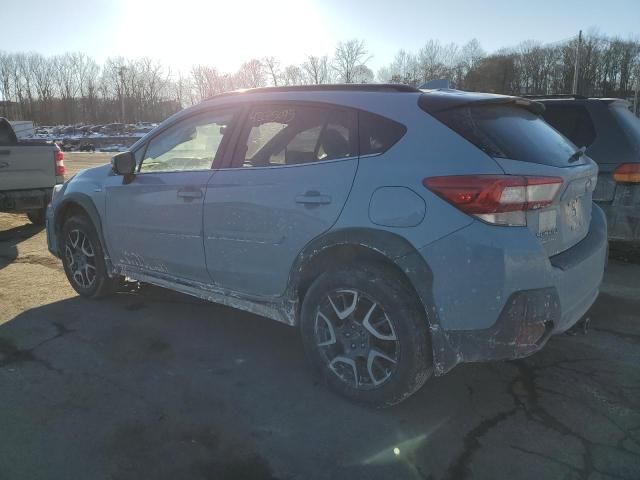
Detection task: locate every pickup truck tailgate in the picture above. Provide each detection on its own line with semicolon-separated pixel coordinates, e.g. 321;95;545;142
0;146;56;190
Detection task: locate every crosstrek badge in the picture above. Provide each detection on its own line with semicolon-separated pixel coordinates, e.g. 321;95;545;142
537;210;558;241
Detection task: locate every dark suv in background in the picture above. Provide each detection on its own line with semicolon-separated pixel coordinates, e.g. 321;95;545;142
535;96;640;246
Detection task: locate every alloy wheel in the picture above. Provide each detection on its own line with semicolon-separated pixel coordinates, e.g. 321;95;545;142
314;289;400;389
64;229;97;289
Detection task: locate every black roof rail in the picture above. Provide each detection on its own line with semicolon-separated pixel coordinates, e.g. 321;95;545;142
203;83;420;101
521;94;588;100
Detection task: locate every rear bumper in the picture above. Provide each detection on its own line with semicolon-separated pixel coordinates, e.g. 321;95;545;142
0;188;52;213
596;183;640;243
419;204;607;375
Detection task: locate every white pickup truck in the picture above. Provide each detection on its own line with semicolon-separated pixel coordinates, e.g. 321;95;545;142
0;117;65;224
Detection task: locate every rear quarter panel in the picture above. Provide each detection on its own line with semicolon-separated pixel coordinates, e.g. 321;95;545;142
333;95;506;251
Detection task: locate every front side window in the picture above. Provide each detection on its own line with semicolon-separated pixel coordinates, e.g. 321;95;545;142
140;109;235;173
237;105;356;167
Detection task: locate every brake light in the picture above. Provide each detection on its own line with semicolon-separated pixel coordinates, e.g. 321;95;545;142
54;149;65;176
423;175;563;226
613;163;640;183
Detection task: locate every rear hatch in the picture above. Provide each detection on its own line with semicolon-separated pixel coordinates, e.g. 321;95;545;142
420;95;598;256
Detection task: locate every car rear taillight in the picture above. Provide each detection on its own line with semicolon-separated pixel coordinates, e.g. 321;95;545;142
613;163;640;183
423;175;563;226
54;149;65;176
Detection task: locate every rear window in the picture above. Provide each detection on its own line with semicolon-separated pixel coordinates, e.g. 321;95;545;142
428;104;577;166
358;111;406;156
541;104;596;148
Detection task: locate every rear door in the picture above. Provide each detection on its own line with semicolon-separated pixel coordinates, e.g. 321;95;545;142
203;102;358;296
431;103;598;256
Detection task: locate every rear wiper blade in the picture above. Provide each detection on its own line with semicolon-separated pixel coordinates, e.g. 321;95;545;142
569;146;587;163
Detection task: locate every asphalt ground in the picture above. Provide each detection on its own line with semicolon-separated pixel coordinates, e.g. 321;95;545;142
1;152;639;479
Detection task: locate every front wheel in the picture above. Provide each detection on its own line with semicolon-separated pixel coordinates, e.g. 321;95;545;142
300;265;433;407
61;215;119;298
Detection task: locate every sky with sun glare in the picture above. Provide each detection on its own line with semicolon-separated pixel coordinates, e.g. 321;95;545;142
3;0;639;73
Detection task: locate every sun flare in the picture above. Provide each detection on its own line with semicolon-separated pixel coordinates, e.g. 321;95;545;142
114;0;332;73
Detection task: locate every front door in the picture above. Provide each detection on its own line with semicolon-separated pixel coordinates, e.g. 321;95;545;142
204;103;359;296
104;108;237;283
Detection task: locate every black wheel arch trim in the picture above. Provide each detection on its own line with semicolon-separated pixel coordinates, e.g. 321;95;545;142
53;193;114;273
286;227;454;375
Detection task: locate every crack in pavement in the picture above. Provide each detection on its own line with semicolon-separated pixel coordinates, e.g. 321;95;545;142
444;407;518;480
442;357;640;480
509;360;640;479
0;322;73;374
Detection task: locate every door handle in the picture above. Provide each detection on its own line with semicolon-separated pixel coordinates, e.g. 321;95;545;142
177;188;203;200
295;191;332;205
0;150;10;155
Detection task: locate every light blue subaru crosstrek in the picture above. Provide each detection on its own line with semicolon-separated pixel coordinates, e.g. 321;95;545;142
46;84;607;406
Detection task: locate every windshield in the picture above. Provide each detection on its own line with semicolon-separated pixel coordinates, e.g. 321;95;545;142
429;103;577;166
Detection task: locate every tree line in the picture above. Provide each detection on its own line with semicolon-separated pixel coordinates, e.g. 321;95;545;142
0;32;638;126
379;34;639;98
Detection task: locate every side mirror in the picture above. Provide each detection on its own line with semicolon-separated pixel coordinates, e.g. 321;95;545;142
112;151;136;175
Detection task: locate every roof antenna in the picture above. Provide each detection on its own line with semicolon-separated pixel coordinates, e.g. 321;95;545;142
419;79;451;90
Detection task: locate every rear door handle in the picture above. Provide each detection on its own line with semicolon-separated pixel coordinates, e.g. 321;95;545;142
177;188;203;200
295;191;332;205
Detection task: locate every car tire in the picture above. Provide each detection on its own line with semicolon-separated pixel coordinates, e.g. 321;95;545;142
27;208;46;225
300;264;433;407
61;215;119;298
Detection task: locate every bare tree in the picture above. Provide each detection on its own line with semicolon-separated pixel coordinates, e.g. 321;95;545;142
302;55;330;84
352;64;374;83
333;39;370;83
235;59;266;88
30;54;56;123
282;64;305;85
417;40;459;84
173;72;191;108
1;32;638;126
456;39;486;88
263;56;281;86
378;49;419;84
73;53;99;121
0;52;17;118
53;53;80;123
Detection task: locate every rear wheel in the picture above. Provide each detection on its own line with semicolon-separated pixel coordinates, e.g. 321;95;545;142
27;208;46;225
300;265;433;407
61;215;119;298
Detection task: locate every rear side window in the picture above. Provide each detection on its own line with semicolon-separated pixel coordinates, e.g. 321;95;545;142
237;105;357;167
541;104;596;148
359;111;406;156
429;104;576;166
611;105;640;145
